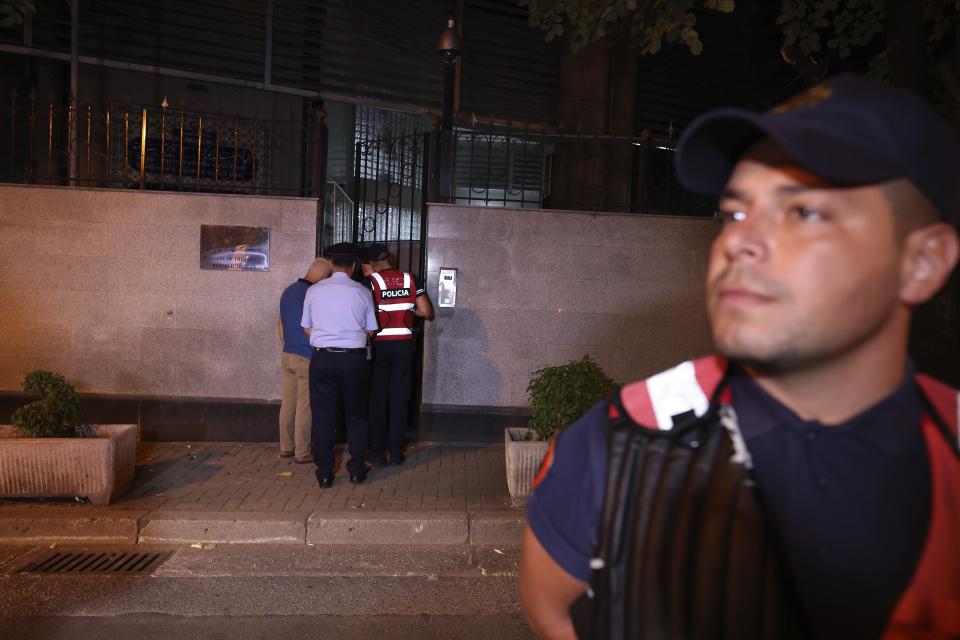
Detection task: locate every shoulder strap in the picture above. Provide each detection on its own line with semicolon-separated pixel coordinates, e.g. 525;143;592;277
916;374;960;451
618;356;727;430
370;272;387;291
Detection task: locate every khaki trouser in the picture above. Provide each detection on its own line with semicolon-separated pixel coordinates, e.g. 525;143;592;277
279;352;312;458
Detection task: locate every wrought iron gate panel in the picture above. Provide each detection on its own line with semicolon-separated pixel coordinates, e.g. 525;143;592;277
352;132;429;278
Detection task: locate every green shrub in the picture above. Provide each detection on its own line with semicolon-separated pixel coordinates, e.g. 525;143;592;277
11;370;80;438
527;355;618;441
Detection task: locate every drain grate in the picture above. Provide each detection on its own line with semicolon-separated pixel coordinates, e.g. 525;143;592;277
18;551;172;575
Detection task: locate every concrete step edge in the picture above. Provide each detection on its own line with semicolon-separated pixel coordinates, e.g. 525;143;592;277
0;508;525;546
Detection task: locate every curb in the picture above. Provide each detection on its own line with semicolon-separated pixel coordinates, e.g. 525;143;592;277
140;511;307;545
0;508;525;547
308;511;469;545
0;508;147;545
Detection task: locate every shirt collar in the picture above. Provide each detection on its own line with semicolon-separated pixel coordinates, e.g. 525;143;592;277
329;272;352;282
297;278;312;285
728;362;924;455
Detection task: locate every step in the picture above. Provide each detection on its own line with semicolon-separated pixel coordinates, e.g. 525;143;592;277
0;507;526;546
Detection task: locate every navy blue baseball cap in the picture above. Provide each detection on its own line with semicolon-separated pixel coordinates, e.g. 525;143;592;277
675;74;960;226
364;243;389;262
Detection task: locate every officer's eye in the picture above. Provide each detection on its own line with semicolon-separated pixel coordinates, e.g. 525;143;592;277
717;209;747;224
789;206;825;221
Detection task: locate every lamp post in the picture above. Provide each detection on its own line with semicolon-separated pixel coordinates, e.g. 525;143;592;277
435;13;462;202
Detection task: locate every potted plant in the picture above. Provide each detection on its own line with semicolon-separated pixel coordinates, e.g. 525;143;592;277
505;356;618;500
0;370;137;505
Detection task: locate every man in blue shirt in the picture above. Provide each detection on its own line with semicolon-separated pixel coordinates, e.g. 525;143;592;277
277;258;331;463
301;243;380;488
519;75;960;639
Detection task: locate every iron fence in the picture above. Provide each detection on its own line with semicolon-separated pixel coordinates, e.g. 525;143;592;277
0;89;324;197
442;123;716;216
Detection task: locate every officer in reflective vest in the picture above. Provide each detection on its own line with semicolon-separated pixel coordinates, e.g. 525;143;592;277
519;74;960;639
365;244;435;466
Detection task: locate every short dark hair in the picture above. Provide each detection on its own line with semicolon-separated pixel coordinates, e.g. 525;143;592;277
331;255;355;269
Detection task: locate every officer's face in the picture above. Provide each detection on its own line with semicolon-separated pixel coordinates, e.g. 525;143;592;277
706;139;905;372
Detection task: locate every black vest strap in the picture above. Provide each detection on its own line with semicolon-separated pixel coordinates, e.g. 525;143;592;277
571;376;807;639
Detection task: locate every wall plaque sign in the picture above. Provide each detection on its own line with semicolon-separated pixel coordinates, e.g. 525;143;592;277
200;225;270;272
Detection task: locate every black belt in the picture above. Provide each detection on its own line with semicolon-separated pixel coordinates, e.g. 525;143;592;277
312;347;365;353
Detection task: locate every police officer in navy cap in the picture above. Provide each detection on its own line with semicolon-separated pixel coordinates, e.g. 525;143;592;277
520;74;960;639
301;242;379;487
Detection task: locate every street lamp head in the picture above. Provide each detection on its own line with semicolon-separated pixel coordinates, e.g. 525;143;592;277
437;14;462;65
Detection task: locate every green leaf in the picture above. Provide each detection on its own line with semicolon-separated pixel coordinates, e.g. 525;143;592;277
11;370;80;438
526;355;619;440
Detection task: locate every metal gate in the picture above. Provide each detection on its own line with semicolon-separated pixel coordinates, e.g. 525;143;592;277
349;132;430;279
326;131;431;434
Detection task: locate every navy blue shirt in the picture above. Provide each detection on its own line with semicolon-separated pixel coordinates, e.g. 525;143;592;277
527;364;932;639
279;278;313;359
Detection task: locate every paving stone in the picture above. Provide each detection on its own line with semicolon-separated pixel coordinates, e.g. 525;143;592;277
0;441;523;545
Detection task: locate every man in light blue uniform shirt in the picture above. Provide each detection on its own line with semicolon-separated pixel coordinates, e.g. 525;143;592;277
301;243;379;488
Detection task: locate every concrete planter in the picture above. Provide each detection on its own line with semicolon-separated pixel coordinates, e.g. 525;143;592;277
0;424;137;505
504;428;550;500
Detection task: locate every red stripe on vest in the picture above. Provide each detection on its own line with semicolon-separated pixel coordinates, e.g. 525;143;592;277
620;379;657;428
694;355;727;401
917;374;959;437
885;381;960;638
531;437;557;490
620;356;725;429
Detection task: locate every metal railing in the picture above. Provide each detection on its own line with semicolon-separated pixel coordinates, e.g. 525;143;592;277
1;89;324;197
319;181;354;253
441;123;716;216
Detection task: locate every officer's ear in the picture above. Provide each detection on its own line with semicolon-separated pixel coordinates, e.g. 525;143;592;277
899;222;960;306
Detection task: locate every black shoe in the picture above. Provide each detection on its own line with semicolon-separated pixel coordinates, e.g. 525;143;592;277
316;470;335;488
349;466;370;484
369;454;388;467
388;452;405;466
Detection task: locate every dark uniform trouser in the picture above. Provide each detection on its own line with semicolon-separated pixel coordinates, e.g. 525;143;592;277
308;351;369;476
369;339;414;459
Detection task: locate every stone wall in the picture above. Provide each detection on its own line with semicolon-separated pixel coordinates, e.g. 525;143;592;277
0;184;317;401
422;204;719;410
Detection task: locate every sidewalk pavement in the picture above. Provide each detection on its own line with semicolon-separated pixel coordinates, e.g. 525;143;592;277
0;441;526;547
